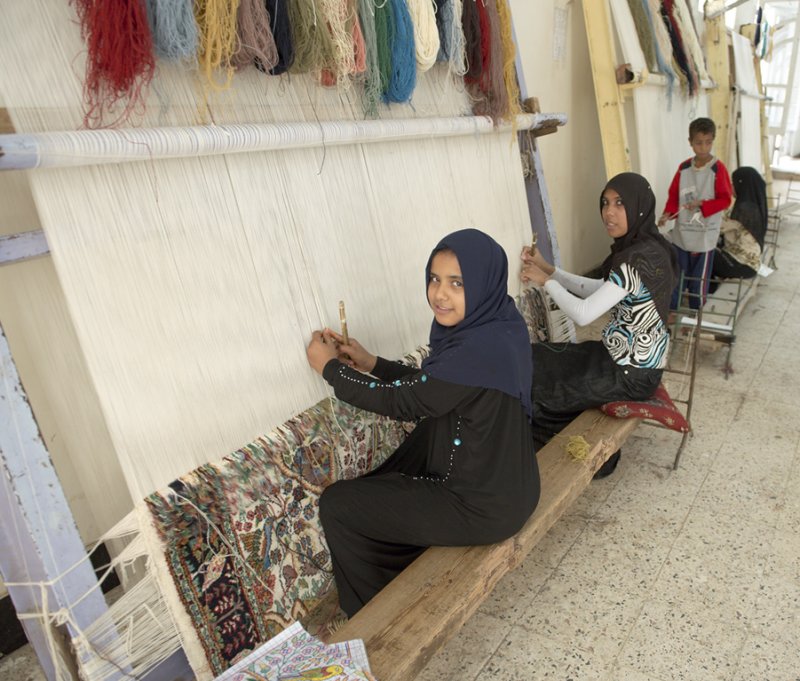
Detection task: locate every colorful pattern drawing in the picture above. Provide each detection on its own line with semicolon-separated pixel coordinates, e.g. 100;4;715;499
214;622;371;681
146;396;412;676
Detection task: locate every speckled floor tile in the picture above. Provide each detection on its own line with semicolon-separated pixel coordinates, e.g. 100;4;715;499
748;362;800;404
482;627;608;680
693;464;789;527
527;513;590;570
619;598;748;681
478;557;554;623
416;610;510;681
776;491;800;538
555;518;673;590
603;666;672;681
731;634;800;681
747;570;800;647
517;569;649;668
710;437;797;481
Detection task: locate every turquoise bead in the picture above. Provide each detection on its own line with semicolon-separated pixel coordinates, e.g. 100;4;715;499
369;381;376;389
394;379;401;386
421;374;428;383
453;438;462;446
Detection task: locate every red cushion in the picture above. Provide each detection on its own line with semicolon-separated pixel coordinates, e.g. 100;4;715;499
600;383;690;433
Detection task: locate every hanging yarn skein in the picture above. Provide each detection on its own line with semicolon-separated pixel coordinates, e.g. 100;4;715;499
672;0;709;82
71;0;156;128
644;0;677;99
264;0;295;74
495;0;522;120
407;0;441;72
436;0;467;75
195;0;240;89
374;0;393;96
288;0;334;75
462;0;483;85
320;0;358;85
661;0;698;95
232;0;279;72
436;0;453;61
383;0;417;103
626;0;658;73
320;0;365;87
473;0;508;120
475;0;492;92
357;0;382;116
144;0;198;62
351;7;368;75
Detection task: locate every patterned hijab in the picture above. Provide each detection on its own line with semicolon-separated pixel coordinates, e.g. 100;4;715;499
730;166;768;248
421;229;533;419
599;173;678;324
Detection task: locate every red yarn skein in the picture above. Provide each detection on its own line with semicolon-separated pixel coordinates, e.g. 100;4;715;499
72;0;156;127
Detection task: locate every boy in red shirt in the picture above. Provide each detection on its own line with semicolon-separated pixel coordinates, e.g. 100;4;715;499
658;117;733;309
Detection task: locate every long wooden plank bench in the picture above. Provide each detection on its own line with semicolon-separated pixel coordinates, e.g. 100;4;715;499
329;409;641;680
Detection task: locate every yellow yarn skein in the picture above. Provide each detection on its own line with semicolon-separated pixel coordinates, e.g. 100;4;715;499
195;0;239;90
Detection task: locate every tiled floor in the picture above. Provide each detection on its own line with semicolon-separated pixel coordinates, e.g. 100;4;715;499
416;213;800;679
2;211;798;681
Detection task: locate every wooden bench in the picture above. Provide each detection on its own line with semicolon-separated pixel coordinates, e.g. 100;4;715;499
329;410;641;680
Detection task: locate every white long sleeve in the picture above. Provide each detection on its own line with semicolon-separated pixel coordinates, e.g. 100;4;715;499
550;267;606;297
544;278;627;326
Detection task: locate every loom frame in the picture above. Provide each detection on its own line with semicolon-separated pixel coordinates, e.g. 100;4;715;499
0;320;124;679
0;108;567;679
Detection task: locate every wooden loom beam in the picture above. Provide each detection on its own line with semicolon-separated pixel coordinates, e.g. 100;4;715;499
740;22;773;185
0;321;121;680
704;1;734;168
582;0;631;179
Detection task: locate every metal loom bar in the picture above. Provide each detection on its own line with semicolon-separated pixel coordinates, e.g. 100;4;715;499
0;113;567;171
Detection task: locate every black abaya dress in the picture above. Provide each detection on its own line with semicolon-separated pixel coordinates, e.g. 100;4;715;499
319;357;540;617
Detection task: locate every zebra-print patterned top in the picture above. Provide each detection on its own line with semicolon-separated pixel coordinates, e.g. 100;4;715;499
602;262;669;369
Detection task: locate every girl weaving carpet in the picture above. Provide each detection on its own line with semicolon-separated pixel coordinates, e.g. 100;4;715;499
305;228;541;617
709;166;768;290
521;173;678;477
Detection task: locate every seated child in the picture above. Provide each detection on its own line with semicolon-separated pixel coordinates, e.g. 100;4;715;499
521;173;677;477
710;166;767;291
305;228;541;617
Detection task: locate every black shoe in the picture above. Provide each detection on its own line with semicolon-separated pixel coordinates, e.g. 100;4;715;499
593;449;621;479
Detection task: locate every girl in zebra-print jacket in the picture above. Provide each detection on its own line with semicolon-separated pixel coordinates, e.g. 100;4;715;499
521;172;677;476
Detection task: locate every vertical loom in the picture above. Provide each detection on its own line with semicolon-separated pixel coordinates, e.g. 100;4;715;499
0;1;571;678
0;110;568;681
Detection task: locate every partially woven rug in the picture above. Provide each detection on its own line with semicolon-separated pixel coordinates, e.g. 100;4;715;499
145;397;412;676
143;298;556;677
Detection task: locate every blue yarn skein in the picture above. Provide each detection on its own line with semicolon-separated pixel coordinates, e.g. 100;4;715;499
383;0;417;103
144;0;198;61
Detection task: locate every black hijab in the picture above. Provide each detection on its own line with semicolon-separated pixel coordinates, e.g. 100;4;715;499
599;173;678;324
730;166;768;248
421;229;533;419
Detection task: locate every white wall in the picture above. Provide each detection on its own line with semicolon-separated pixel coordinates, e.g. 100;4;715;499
0;170;132;547
510;0;611;274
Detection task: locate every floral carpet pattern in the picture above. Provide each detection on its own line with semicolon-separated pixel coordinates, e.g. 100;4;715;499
146;397;412;675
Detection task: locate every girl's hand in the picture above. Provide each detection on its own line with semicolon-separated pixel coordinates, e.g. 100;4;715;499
521;244;554;275
324;329;377;373
306;330;339;375
521;262;550;286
